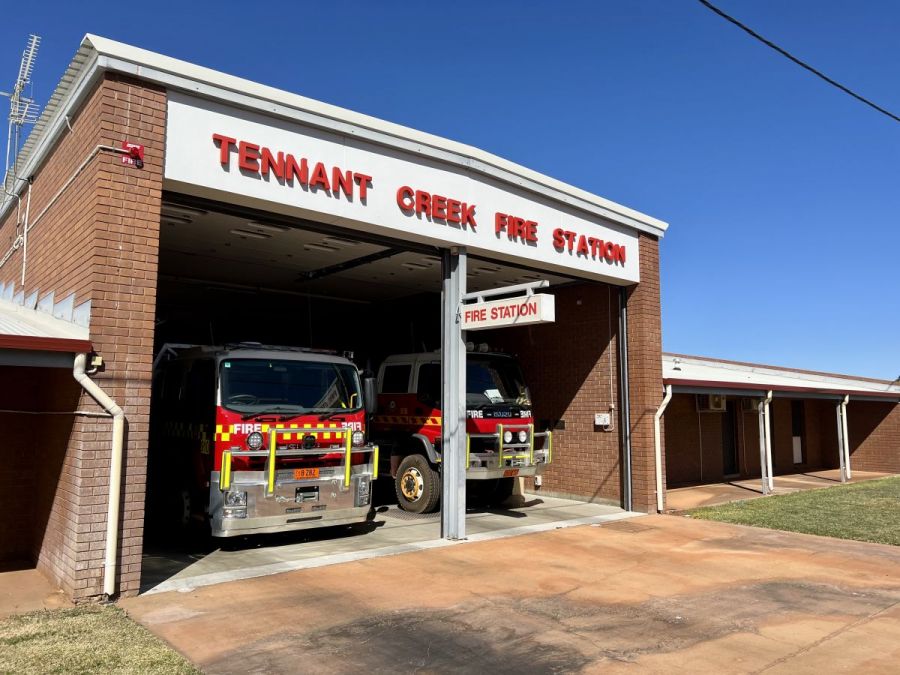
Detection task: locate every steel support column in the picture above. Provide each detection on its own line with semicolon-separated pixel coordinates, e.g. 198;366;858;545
840;395;851;480
836;400;847;483
757;398;770;495
441;247;467;540
763;391;774;491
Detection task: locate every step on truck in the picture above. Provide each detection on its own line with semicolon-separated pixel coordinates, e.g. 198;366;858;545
149;343;379;537
371;347;552;513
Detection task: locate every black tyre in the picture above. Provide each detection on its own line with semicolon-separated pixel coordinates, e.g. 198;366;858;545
395;454;440;514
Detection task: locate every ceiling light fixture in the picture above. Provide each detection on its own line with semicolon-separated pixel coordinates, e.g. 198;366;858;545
322;236;360;247
161;214;193;225
229;228;271;240
248;221;290;233
161;204;208;217
402;262;429;270
304;243;339;252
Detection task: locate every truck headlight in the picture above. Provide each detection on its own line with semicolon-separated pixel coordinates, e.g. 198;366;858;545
224;490;247;507
247;431;264;450
352;430;365;447
503;430;513;444
518;430;528;443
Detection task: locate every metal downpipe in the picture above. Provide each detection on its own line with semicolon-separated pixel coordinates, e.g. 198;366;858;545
653;384;673;512
73;353;125;598
618;287;633;512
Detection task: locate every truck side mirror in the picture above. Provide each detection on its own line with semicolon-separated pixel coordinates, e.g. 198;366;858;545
363;376;377;415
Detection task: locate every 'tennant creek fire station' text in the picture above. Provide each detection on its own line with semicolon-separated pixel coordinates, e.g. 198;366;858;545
212;133;628;266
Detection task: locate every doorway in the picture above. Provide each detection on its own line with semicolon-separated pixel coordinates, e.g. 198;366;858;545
722;400;739;477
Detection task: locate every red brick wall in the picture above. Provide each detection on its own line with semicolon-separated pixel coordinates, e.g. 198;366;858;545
0;73;164;599
489;283;622;504
625;235;665;511
848;401;900;473
490;235;665;512
0;368;82;574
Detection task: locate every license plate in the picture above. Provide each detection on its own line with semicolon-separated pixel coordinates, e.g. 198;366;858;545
293;468;319;480
503;469;520;478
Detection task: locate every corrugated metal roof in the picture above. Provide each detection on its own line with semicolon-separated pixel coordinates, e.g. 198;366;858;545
663;353;900;398
0;297;90;353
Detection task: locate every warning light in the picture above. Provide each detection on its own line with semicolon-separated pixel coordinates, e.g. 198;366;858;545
121;141;144;169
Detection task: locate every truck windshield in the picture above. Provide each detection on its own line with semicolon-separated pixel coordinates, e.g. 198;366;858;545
466;357;531;407
220;359;362;414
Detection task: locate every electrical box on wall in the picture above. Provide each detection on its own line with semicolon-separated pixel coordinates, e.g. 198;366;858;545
594;412;611;427
697;393;727;412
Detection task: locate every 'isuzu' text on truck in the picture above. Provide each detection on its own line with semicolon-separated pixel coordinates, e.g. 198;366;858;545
371;348;552;513
148;343;378;537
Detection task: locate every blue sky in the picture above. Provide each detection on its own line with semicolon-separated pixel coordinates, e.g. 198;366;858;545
2;1;898;379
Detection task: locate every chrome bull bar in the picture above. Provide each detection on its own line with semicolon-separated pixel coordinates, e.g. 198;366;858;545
218;425;379;494
464;423;552;478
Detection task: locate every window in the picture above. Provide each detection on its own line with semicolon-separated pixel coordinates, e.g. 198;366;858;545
466;357;531;406
186;359;216;419
220;359;361;414
416;363;441;405
381;364;412;394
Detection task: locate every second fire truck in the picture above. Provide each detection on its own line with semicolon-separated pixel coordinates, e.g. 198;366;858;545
371;347;552;512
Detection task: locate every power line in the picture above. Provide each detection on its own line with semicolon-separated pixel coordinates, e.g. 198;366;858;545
697;0;900;124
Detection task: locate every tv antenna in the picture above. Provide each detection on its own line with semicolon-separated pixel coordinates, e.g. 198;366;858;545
2;34;41;196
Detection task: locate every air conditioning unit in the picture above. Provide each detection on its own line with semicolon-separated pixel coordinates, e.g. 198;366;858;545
696;394;726;412
741;398;760;413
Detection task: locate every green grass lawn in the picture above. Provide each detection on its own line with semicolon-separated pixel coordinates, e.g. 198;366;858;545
687;476;900;546
0;605;199;674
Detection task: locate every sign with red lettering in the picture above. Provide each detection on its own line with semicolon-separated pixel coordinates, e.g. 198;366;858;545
165;92;644;284
462;294;555;331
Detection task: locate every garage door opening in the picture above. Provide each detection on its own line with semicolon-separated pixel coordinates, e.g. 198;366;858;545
141;196;619;592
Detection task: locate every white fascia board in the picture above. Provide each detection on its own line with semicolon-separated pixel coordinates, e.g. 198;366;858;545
662;354;900;396
84;34;667;236
23;34;663;239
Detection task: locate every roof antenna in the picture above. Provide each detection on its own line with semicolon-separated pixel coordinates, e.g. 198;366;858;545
2;34;42;200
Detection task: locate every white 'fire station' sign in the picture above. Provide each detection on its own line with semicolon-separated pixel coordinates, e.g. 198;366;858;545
462;293;555;331
164;92;640;284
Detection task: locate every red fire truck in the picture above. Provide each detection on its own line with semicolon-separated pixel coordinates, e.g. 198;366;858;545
371;347;552;513
149;343;378;537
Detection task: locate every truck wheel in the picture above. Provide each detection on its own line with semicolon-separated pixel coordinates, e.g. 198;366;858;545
395;454;440;514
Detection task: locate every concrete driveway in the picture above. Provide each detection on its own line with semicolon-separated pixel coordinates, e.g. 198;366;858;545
122;515;900;674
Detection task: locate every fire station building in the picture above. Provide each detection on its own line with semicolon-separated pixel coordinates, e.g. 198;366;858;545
0;35;897;603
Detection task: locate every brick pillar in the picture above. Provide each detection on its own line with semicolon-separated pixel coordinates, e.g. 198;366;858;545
0;73;164;599
73;74;164;598
625;235;665;512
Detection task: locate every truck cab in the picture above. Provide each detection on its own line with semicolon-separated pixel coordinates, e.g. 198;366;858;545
371;348;551;513
149;343;378;537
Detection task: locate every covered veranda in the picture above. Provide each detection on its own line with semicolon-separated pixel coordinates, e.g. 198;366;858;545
654;354;900;510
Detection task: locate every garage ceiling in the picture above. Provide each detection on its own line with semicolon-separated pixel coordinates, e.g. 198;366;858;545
159;202;573;302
